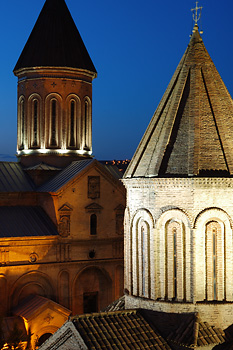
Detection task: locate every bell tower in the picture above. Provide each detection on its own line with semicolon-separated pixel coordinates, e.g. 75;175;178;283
14;0;97;167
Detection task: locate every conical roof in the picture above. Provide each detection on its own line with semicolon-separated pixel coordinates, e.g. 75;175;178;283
125;25;233;178
14;0;96;73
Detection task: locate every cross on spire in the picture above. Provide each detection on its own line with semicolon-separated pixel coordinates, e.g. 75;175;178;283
191;1;203;26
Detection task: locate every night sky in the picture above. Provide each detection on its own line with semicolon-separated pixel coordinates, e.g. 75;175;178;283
0;0;233;161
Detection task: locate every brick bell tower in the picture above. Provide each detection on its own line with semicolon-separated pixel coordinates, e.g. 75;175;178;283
14;0;97;168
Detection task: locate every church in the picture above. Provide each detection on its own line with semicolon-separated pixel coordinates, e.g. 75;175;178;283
39;3;233;350
0;0;125;347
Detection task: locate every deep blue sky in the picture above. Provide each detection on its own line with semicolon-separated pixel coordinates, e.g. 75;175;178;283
0;0;233;161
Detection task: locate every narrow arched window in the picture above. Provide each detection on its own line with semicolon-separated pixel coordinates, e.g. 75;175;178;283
165;220;184;301
70;100;75;147
173;227;177;300
90;214;97;235
20;99;25;149
141;226;146;296
51;100;57;146
84;100;88;148
205;221;225;301
33;100;38;146
213;227;217;300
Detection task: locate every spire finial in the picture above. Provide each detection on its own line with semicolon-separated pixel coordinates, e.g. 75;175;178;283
191;1;203;29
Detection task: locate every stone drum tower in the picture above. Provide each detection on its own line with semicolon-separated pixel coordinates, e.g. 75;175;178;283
123;7;233;329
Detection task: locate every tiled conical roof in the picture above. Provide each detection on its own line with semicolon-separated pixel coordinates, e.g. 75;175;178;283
14;0;96;73
125;25;233;178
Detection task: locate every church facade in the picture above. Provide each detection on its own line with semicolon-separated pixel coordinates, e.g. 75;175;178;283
0;0;125;347
123;23;233;330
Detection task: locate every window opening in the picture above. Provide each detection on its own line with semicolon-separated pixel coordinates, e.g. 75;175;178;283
70;100;75;147
84;100;88;148
142;226;146;296
33;100;38;146
90;214;97;235
173;227;177;299
20;99;25;149
51;100;57;146
213;227;217;300
205;221;224;301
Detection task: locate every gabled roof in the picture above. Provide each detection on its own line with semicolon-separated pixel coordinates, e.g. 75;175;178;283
13;295;71;321
25;162;61;171
167;313;225;348
141;310;225;349
0;162;35;192
72;309;171;350
0;206;58;238
38;159;94;192
125;25;233;178
38;159;124;193
14;0;96;73
103;296;125;312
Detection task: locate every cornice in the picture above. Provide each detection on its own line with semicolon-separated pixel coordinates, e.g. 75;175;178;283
123;177;233;189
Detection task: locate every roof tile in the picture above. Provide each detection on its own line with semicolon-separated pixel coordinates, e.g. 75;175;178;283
72;310;171;350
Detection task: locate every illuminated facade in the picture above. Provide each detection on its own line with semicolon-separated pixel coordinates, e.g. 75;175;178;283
123;23;233;329
14;0;97;168
0;0;125;348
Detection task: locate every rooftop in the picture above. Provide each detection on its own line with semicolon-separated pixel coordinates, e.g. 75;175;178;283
125;26;233;178
14;0;97;74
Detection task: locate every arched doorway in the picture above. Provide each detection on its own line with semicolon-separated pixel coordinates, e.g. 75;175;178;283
73;267;112;314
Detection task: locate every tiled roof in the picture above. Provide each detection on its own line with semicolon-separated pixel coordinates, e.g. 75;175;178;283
168;313;225;347
72;309;171;350
141;310;225;349
102;296;125;312
0;206;58;238
38;159;94;193
14;0;96;73
0;162;34;192
125;25;233;178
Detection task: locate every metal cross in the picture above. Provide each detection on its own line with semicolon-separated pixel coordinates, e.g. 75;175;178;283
191;1;203;25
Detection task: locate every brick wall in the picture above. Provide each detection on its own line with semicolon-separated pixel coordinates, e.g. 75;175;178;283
122;177;233;328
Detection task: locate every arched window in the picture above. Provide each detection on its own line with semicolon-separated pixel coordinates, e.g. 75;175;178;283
165;220;184;300
84;100;89;149
90;214;97;235
141;226;146;296
33;99;38;146
138;220;150;298
20;99;25;149
51;99;57;146
205;221;225;301
70;100;75;147
173;227;177;300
